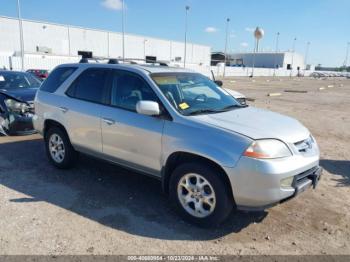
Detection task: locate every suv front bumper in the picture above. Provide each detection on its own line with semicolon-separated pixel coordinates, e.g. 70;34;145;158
223;154;322;211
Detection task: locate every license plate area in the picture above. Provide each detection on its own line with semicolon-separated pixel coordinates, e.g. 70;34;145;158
293;166;322;195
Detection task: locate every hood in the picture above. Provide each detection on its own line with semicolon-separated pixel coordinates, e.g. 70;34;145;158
191;106;309;143
0;88;37;102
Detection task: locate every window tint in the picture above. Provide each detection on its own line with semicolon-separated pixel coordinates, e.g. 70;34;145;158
66;68;109;104
40;67;76;93
111;71;158;111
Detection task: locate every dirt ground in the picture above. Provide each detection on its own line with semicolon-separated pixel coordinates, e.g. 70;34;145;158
0;77;349;255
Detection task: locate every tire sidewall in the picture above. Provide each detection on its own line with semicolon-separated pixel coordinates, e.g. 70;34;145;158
169;162;233;227
45;127;76;169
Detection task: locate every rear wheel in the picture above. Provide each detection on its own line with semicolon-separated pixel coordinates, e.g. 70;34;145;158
45;126;77;169
169;162;233;227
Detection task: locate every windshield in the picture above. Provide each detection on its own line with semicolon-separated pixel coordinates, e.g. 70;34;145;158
151;72;243;115
0;71;42;90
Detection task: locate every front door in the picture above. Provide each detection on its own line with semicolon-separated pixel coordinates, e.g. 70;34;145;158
101;70;165;175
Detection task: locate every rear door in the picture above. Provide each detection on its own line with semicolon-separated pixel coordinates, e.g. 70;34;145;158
100;70;165;175
64;68;110;154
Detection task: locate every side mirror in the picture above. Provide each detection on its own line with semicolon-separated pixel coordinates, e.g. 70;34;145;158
214;80;223;87
136;101;160;116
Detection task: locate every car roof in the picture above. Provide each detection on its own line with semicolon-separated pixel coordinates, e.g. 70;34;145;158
58;63;195;75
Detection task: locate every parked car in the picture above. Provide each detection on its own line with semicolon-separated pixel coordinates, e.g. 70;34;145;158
33;63;322;226
27;69;49;80
0;70;41;135
209;76;247;105
223;88;247;106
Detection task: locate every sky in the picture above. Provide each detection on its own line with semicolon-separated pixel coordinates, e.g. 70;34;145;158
1;0;350;67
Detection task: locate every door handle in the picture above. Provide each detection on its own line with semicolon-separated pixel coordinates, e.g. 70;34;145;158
59;107;68;113
102;118;115;126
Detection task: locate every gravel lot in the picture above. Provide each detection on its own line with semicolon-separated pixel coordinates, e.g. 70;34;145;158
0;77;349;255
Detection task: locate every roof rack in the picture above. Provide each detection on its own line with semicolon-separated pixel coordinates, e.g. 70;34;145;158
79;57;169;66
79;57;119;64
124;58;169;67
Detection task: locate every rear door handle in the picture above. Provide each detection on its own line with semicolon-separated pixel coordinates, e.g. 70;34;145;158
102;118;115;126
59;107;68;113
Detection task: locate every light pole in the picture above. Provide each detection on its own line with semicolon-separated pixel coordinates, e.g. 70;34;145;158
290;37;297;77
343;42;350;68
304;41;310;74
273;32;280;77
143;39;148;59
223;18;230;77
184;5;190;68
16;0;24;71
122;0;125;61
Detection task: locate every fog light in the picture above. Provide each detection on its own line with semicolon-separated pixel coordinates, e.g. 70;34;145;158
281;176;294;188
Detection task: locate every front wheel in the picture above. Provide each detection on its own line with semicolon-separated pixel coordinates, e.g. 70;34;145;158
169;162;233;227
45;126;77;169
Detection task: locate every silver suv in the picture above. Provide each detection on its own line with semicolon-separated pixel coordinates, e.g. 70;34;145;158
33;62;322;226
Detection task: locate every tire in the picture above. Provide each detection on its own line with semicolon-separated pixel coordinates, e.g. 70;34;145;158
45;126;77;169
169;162;233;227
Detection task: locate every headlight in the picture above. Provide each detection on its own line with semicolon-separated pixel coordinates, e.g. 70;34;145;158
4;99;29;113
244;139;292;159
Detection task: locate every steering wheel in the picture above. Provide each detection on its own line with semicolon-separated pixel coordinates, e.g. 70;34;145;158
193;94;208;103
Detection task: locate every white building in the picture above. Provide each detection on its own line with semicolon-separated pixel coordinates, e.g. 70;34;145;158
231;52;305;70
212;52;305;70
0;16;211;70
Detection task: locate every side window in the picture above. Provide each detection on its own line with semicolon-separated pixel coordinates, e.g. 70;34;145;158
40;67;77;93
111;71;158;111
66;68;110;104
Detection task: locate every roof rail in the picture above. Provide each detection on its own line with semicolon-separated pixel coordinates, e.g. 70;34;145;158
78;57;169;66
124;58;169;66
79;57;119;64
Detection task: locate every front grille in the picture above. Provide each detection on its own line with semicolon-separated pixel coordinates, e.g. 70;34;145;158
294;136;314;153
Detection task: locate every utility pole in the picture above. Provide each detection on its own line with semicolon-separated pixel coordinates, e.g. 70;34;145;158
122;0;125;61
304;41;310;75
273;32;280;77
223;18;230;77
290;37;297;78
343;42;350;68
143;39;148;59
16;0;25;71
184;5;190;68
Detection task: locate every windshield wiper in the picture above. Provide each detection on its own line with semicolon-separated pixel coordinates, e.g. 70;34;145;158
186;109;222;116
220;104;247;111
186;104;247;116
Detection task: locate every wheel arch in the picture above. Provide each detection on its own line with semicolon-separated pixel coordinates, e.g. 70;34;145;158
161;151;234;201
43;119;70;141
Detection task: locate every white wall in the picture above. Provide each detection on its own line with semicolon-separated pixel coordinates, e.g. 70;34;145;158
229;52;305;70
283;52;305;70
185;64;313;78
23;20;69;55
0;16;211;69
0;17;20;53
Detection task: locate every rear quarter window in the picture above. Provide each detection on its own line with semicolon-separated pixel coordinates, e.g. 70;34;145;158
40;67;77;93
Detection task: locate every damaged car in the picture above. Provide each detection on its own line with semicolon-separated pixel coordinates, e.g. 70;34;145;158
0;70;41;135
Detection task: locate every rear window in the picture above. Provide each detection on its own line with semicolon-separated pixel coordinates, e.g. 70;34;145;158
0;71;41;89
66;68;110;104
40;67;77;93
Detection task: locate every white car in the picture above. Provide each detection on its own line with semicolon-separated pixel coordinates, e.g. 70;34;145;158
223;88;247;105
